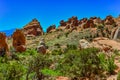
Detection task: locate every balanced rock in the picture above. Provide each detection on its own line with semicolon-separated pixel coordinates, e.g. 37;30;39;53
12;29;26;52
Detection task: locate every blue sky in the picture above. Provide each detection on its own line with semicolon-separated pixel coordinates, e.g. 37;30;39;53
0;0;120;31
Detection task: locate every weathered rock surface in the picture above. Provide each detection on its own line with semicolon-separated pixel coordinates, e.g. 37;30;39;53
47;25;56;33
23;18;43;36
12;29;26;52
56;76;70;80
0;33;10;56
104;15;116;25
92;37;120;52
37;38;47;54
79;39;92;49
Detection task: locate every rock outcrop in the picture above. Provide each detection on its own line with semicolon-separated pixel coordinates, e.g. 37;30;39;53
83;19;95;29
0;33;10;56
104;15;116;25
47;25;56;33
37;38;47;54
12;29;26;52
79;39;92;49
56;76;70;80
92;37;120;52
23;18;43;36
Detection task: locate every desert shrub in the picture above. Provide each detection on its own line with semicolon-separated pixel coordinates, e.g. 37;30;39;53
26;54;52;80
67;44;77;50
98;53;116;74
21;49;37;56
65;32;70;37
114;50;119;55
41;68;62;77
117;72;120;80
51;49;63;55
0;61;25;80
56;48;101;79
54;43;61;48
106;56;116;74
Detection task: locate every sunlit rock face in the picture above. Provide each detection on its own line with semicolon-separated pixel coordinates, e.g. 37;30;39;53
12;29;26;53
83;19;95;29
23;18;43;36
0;33;9;56
104;15;116;25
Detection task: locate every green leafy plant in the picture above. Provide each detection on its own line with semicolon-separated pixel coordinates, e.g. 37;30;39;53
26;54;52;80
98;53;116;74
56;48;101;79
41;68;62;77
117;72;120;80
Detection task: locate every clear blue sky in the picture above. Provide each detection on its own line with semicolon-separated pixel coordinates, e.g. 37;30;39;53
0;0;120;31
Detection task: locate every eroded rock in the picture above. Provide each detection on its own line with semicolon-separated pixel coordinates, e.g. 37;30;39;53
0;33;10;56
12;29;26;52
23;18;43;36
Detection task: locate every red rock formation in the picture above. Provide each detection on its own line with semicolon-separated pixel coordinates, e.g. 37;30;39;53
60;20;67;26
104;15;116;25
83;19;95;29
12;29;26;52
80;18;88;23
0;33;9;56
23;18;43;36
92;37;120;52
47;25;56;33
68;16;79;26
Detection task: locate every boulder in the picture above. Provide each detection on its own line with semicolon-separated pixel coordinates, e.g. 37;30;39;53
79;39;92;49
12;29;26;52
37;45;46;54
37;38;47;54
23;18;43;36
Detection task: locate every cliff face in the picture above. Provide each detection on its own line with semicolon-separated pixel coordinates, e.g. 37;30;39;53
23;19;43;36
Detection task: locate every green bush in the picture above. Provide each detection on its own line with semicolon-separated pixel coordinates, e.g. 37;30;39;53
56;48;101;79
41;68;62;77
98;53;116;74
117;72;120;80
0;61;25;80
67;44;77;50
107;56;116;74
26;54;52;80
